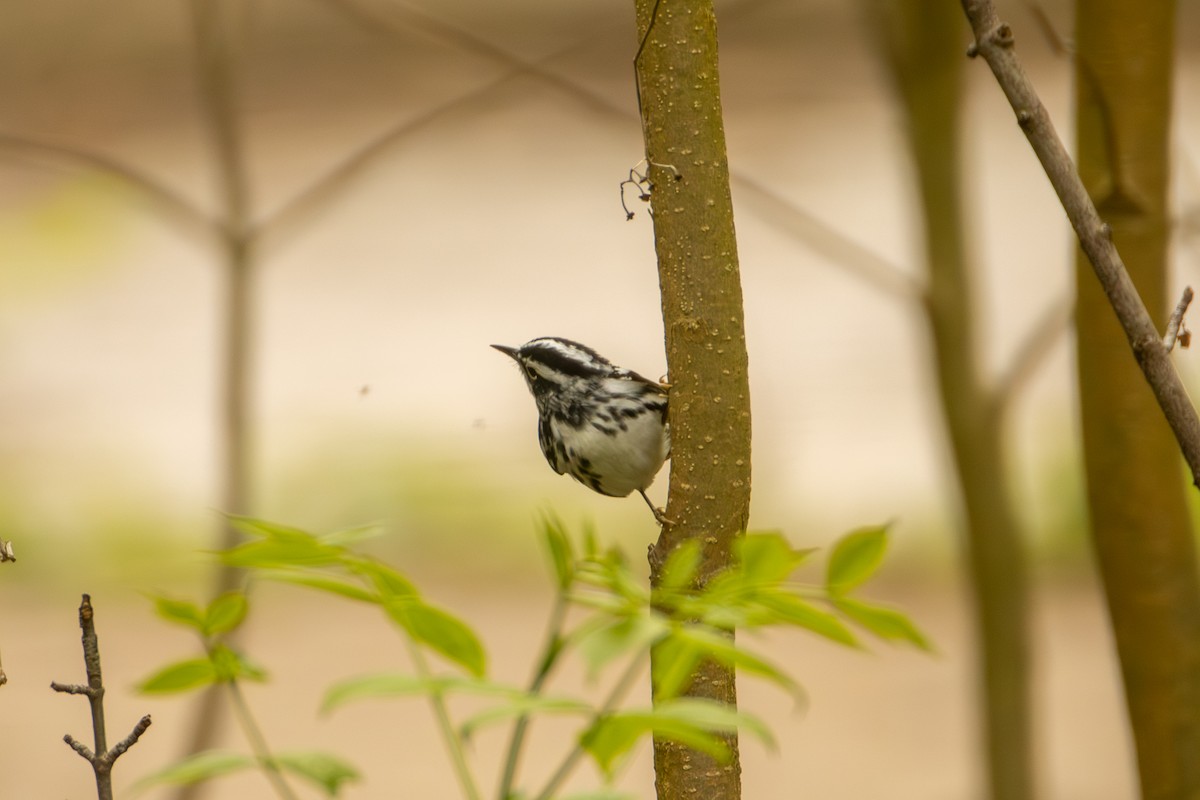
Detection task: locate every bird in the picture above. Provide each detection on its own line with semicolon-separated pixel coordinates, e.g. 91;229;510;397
492;337;671;524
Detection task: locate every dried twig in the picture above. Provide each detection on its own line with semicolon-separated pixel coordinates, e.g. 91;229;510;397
960;0;1200;487
51;595;152;800
1163;287;1194;352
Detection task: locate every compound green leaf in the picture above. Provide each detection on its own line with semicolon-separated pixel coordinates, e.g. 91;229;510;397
137;658;218;694
384;600;486;677
833;596;932;651
826;525;889;594
274;751;360;796
151;595;206;633
203;592;248;637
133;750;254;790
257;570;378;604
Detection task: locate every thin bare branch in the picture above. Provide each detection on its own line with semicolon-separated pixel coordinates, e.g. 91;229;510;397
0;133;218;241
53;595;151;800
315;0;918;302
1163;287;1194;352
960;0;1200;487
732;174;925;303
106;715;154;764
252;70;523;252
64;734;97;762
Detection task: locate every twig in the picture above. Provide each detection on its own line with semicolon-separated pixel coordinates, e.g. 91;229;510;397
406;639;482;800
225;677;300;800
51;595;152;800
1163;287;1194;352
317;0;917;302
497;591;569;800
960;0;1200;487
732;174;925;303
531;653;647;800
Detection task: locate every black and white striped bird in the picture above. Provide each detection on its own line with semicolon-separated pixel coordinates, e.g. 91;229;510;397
492;337;670;523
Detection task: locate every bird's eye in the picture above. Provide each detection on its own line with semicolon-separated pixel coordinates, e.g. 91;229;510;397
524;364;538;380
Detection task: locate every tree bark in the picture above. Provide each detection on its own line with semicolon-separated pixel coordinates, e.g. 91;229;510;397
633;1;751;799
1073;4;1200;798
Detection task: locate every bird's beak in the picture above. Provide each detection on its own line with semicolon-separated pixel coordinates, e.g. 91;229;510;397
491;344;519;360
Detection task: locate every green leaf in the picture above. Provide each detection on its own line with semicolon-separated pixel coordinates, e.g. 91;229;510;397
137;658;218;694
753;591;860;647
833;596;933;651
319;524;385;546
582;699;775;775
385;600;487;677
322;673;522;714
151;595;206;632
257;569;378;603
574;613;667;677
737;532;815;584
274;751;360;796
228;515;316;542
209;644;269;683
203;592;248;637
349;560;420;600
222;538;343;569
826;525;889;594
664;627;804;704
459;695;592;739
647;634;704;701
658;539;702;591
134;750;254;790
541;516;575;590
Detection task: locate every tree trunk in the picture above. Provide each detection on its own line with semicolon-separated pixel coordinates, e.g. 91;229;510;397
1074;4;1200;798
633;1;751;799
871;5;1034;799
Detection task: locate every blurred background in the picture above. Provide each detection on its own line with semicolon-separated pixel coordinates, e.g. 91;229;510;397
1;0;1198;797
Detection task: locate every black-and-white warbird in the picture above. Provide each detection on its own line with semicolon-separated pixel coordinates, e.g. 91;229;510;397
492;337;670;523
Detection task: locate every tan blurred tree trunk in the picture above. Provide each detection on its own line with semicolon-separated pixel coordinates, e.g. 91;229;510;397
1074;3;1200;797
633;1;751;799
872;4;1033;799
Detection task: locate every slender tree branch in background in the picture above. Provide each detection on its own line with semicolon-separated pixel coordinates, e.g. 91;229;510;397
51;595;153;800
0;133;220;242
176;1;256;795
959;0;1200;488
314;0;919;304
990;297;1074;420
1163;287;1193;352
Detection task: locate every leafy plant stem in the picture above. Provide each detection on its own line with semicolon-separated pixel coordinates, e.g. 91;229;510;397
406;639;483;800
225;678;300;800
497;590;569;799
532;652;647;800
